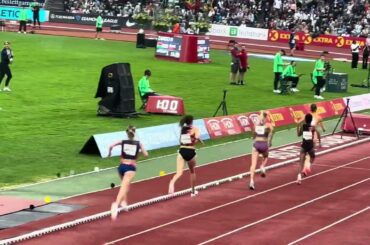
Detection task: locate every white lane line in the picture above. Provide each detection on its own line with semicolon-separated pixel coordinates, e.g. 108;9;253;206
198;179;370;245
288;206;370;245
315;163;370;171
104;156;370;245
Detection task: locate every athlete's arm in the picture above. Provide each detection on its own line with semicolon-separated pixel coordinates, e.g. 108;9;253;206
267;123;274;147
139;143;149;157
297;122;303;136
108;141;122;157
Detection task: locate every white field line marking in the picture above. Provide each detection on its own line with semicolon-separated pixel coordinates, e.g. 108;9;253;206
0;121;329;192
288;206;370;245
103;156;370;245
315;163;370;171
198;179;370;245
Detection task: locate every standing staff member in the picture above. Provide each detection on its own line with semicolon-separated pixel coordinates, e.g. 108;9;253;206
108;125;148;220
237;45;248;85
272;49;286;93
95;13;104;40
168;115;202;197
0;41;14;92
18;5;28;34
229;40;239;85
312;54;326;100
362;43;369;69
30;0;41;29
351;41;360;69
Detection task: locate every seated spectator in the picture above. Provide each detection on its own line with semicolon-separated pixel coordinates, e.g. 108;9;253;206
138;69;158;100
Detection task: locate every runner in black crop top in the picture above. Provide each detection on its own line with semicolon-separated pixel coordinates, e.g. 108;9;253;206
297;114;317;185
169;115;202;197
121;140;141;160
180;125;197;147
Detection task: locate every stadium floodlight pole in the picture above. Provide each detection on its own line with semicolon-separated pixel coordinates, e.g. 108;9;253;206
332;98;359;139
213;89;228;117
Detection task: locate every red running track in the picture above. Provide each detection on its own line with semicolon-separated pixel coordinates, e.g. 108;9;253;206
19;140;370;245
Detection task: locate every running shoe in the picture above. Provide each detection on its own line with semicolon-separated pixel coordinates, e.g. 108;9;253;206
191;190;199;197
297;174;302;185
260;167;266;178
249;181;255;190
111;202;118;220
120;201;128;212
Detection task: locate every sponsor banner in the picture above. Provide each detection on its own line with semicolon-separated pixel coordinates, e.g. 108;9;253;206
287;104;310;123
0;6;48;21
0;0;44;7
329;98;346;116
266;107;295;127
344;93;370;112
145;96;185;115
268;29;366;48
208;24;268;41
233;113;253;132
49;11;123;27
204;116;243;138
303;101;336;119
91;119;210;158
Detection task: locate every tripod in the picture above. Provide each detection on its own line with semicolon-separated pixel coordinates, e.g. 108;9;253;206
332;98;359;139
213;90;228;117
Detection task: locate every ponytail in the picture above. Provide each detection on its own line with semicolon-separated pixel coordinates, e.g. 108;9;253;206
179;115;194;127
126;125;136;140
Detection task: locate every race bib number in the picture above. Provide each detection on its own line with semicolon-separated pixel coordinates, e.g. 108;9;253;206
180;134;192;144
255;126;265;135
123;144;137;156
303;131;312;140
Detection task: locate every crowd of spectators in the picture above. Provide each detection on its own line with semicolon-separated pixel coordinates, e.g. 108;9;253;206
63;0;370;38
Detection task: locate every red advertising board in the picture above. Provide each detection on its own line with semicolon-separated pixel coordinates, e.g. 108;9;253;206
303;101;337;119
265;107;295;127
286;104;310;123
145;96;185;115
233;113;253;132
328;98;346;116
204;99;347;139
268;29;366;49
204;116;242;138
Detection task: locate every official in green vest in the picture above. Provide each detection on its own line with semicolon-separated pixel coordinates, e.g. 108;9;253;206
312;54;326;100
95;13;104;40
272;49;287;93
18;5;28;34
138;69;158;100
282;61;300;92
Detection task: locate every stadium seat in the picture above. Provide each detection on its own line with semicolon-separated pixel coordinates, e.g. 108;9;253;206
280;78;292;95
138;87;147;110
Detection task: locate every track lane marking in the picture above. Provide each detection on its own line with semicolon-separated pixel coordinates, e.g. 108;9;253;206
198;179;370;245
104;156;370;244
288;206;370;245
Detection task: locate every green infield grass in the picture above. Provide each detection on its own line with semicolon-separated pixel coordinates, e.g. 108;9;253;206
0;32;368;188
